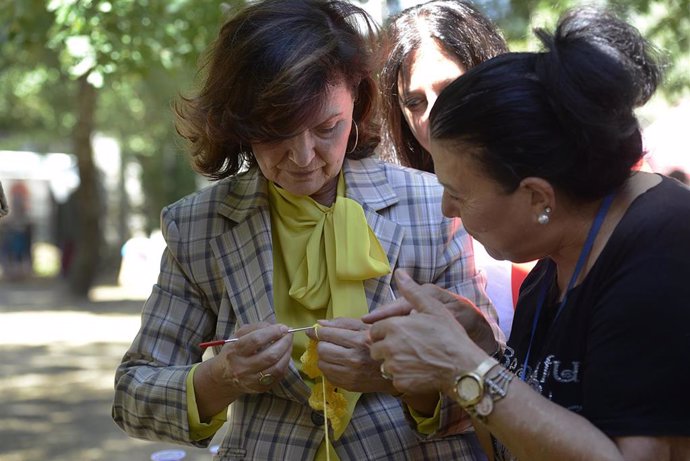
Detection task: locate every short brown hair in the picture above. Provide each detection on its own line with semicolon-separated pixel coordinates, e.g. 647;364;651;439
175;0;381;180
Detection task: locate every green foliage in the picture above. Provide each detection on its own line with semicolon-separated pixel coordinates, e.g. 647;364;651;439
625;0;690;98
0;0;243;231
497;0;690;101
4;0;686;239
41;0;225;86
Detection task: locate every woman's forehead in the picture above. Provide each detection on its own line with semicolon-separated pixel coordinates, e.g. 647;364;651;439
258;82;354;138
300;82;354;124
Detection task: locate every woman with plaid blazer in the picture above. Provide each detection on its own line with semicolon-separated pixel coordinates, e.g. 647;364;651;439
112;1;501;459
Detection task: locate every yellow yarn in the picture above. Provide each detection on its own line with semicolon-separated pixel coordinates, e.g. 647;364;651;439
300;325;348;434
268;173;390;459
300;333;321;378
321;377;331;461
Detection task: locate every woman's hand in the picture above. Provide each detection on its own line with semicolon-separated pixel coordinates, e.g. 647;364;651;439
206;322;293;395
193;322;292;422
363;269;499;355
305;317;400;395
368;270;487;396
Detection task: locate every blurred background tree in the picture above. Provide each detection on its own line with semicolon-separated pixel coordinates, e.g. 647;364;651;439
0;0;687;297
487;0;689;99
0;0;240;295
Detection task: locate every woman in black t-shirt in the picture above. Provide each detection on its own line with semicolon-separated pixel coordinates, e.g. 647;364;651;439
365;7;690;461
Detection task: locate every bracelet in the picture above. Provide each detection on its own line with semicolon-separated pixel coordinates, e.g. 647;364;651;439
465;366;514;422
485;367;514;401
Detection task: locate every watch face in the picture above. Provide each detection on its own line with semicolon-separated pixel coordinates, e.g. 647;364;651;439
457;375;482;405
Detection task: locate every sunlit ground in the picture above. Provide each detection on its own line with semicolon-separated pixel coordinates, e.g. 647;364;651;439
0;278;223;461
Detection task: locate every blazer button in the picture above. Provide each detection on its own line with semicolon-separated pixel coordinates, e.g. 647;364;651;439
311;411;325;426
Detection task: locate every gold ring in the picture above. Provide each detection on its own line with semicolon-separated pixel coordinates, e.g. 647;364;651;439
380;362;393;381
258;371;275;386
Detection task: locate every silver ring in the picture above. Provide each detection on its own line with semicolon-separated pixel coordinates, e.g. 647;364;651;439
380;362;393;381
258;371;275;386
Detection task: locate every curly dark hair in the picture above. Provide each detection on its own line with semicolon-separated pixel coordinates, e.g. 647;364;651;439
174;0;381;180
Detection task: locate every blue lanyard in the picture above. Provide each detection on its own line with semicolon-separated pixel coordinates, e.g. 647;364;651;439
520;193;616;382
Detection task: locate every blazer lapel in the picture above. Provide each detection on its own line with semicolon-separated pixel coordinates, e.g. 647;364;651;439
343;159;403;310
211;171;275;326
210;169;311;403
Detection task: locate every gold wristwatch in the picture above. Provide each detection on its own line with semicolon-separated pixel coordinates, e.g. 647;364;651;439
452;356;499;415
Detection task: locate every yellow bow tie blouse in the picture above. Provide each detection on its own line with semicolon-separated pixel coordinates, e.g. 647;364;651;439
269;173;390;460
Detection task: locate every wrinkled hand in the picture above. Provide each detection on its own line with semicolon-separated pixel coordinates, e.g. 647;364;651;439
209;322;292;395
362;270;498;354
368;270;487;395
360;296;415;322
305;317;399;394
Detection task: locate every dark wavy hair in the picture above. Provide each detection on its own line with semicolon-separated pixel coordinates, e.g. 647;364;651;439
431;7;663;201
379;0;507;172
174;0;381;180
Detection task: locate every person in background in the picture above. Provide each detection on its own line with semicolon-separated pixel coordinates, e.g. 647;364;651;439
367;7;690;460
378;0;506;172
0;181;7;218
1;181;33;279
378;0;524;339
113;1;499;460
0;181;8;273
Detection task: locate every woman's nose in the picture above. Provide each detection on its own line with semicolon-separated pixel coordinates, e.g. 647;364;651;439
421;96;435;126
288;132;316;167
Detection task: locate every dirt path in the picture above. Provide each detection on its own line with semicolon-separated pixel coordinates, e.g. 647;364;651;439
0;278;223;461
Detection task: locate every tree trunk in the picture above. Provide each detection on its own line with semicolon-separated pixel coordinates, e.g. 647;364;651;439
68;74;101;297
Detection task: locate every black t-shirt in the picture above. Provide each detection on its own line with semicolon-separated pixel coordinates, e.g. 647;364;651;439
505;176;690;437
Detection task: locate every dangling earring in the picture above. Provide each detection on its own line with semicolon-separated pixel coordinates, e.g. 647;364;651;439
346;121;359;154
537;206;552;225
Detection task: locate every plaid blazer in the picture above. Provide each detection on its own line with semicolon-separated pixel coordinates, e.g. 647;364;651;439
113;158;499;460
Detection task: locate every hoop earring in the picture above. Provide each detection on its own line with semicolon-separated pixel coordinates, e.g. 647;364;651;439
537;206;552;225
346;121;359;154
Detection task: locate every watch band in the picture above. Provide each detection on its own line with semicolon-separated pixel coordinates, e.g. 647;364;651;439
453;356;516;422
474;356;500;377
470;367;515;421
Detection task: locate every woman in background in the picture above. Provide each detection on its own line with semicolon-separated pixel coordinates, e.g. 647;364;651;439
378;0;524;339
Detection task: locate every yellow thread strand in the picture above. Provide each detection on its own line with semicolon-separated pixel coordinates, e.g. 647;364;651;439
322;377;331;461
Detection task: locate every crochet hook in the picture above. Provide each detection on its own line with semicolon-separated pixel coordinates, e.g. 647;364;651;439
199;325;315;349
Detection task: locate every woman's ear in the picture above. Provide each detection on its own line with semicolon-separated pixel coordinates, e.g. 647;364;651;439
519;177;556;222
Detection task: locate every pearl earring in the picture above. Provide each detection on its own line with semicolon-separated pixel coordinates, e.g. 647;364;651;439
537;206;552;225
